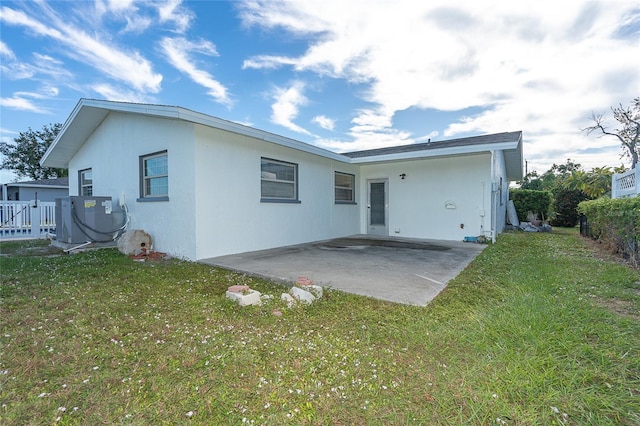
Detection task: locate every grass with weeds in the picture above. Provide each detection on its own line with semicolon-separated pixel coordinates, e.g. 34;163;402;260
1;229;638;425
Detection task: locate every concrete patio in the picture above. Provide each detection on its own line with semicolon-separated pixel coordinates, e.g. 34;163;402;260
201;235;486;306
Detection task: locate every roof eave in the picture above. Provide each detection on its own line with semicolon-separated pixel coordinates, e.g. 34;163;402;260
41;99;352;167
348;141;521;164
40;99;524;178
8;184;68;189
504;133;524;181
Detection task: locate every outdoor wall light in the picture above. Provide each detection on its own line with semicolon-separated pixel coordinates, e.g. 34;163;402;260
399;173;406;180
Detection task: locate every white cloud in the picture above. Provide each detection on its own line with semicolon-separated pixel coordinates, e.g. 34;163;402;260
91;83;153;104
0;127;19;137
0;95;50;114
0;40;15;60
0;50;72;82
242;55;298;70
156;0;193;33
0;5;162;94
121;16;153;34
160;37;230;106
238;0;640;169
416;131;439;143
270;82;312;135
106;0;136;12
316;127;413;152
312;115;335;131
0;62;34;80
91;0;152;33
31;53;73;79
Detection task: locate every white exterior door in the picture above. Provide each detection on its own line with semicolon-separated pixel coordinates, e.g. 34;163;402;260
367;179;388;236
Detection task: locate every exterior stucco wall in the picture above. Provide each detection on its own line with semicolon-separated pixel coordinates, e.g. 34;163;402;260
21;187;68;202
3;186;67;202
358;154;493;240
68;112;198;259
193;125;360;259
62;108;513;259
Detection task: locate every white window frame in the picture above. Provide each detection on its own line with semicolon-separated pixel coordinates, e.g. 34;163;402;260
139;150;169;201
260;157;299;203
335;172;356;204
79;168;93;196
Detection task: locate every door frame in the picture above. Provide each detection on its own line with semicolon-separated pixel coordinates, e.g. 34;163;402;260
367;178;388;236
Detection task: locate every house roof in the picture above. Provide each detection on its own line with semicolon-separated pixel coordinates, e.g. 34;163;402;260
41;99;347;168
3;177;69;188
41;98;524;181
346;131;523;180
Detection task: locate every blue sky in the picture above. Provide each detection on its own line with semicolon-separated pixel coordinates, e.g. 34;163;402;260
1;0;638;182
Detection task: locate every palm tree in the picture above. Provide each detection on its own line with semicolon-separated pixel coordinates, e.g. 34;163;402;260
584;166;613;198
564;167;613;199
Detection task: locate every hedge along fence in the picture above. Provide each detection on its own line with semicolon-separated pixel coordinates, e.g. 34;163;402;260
578;197;640;267
509;189;553;222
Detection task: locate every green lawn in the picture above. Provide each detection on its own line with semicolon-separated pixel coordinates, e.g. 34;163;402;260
1;230;638;425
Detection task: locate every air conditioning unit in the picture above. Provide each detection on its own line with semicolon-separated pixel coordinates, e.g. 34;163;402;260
55;196;114;243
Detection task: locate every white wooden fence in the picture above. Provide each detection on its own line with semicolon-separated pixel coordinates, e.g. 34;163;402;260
0;201;56;240
611;168;640;199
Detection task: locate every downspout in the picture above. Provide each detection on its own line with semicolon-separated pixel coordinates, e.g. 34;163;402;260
489;150;497;243
480;181;486;236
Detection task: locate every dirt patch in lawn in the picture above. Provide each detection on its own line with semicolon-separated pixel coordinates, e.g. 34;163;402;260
580;235;639;270
596;295;640;320
0;241;64;257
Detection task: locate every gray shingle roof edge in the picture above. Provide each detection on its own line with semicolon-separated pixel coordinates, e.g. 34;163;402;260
343;131;522;158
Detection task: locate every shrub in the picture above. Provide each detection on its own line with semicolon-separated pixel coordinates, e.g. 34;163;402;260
578;197;640;266
510;189;552;222
551;188;589;227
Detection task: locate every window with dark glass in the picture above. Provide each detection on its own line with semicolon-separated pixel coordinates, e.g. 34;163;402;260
140;151;168;200
335;172;355;203
260;158;298;202
79;168;93;196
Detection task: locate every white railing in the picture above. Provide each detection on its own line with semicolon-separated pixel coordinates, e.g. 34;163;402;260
612;168;640;199
0;201;57;239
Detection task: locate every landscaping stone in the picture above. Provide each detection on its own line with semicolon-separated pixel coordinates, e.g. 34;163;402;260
304;284;323;299
297;276;314;286
226;289;261;306
281;293;296;307
118;230;152;255
291;286;316;304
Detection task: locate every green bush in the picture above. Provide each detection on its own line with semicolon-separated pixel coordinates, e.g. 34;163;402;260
578;197;640;266
551;188;589;227
510;189;552;222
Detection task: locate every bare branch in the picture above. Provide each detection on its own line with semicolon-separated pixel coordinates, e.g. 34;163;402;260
583;98;640;169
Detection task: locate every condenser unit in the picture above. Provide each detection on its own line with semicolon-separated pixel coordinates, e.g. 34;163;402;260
55;196;114;243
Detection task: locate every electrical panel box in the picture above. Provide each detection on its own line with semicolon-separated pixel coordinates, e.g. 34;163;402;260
55;196;113;244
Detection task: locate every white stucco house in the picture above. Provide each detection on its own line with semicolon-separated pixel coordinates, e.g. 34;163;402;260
1;177;68;202
41;99;523;261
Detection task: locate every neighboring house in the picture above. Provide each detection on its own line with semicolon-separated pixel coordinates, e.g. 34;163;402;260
41;99;523;261
1;177;69;202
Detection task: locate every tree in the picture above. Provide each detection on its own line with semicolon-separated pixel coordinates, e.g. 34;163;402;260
552;188;589;227
583;97;640;169
517;159;621;226
518;159;582;192
518;171;543;190
0;123;67;180
583;166;616;198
